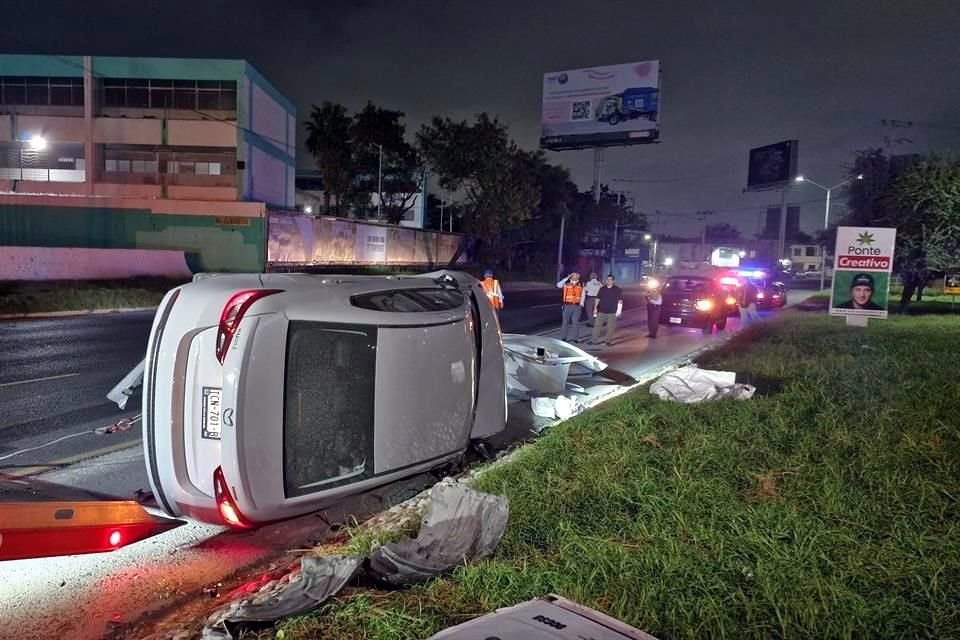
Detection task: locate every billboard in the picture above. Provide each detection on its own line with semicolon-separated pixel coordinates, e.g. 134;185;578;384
829;226;897;319
540;60;660;150
747;140;799;191
267;213;465;266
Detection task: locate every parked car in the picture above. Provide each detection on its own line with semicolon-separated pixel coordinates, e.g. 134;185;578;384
659;276;729;334
142;271;506;528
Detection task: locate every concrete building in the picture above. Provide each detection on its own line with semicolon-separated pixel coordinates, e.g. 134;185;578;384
789;244;824;273
0;54;296;275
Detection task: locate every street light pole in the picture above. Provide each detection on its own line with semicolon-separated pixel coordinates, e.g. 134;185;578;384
376;144;384;222
794;173;863;292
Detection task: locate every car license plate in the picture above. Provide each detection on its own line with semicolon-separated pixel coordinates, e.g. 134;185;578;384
201;387;222;440
669;317;682;324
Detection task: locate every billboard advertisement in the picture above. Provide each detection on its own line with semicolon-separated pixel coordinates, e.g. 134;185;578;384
747;140;799;191
540;60;660;150
829;226;897;319
266;213;465;266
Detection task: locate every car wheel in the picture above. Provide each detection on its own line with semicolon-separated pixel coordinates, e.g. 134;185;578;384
609;113;621;125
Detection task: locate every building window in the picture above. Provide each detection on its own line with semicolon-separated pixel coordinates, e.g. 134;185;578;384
0;76;84;107
793;247;802;257
167;161;222;175
805;246;817;257
100;78;237;111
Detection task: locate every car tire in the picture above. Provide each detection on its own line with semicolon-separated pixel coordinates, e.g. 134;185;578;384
609;113;621;126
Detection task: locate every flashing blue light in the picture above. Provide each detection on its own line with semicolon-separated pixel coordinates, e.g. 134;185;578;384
737;270;767;278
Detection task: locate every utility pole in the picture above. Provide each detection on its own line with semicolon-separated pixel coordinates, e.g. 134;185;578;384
592;148;603;204
376;144;384;222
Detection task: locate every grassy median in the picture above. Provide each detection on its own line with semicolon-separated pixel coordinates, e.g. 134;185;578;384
278;314;960;639
0;278;180;315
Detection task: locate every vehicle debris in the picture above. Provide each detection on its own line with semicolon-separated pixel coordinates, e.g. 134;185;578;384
367;481;509;586
427;593;660;639
198;482;509;638
502;333;607;396
531;395;586;420
649;365;756;403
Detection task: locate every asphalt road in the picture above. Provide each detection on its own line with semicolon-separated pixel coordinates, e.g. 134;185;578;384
0;286;651;477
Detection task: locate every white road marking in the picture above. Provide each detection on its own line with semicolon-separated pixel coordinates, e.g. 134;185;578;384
0;373;79;388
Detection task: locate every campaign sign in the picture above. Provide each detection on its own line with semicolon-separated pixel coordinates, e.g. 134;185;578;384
829;226;897;319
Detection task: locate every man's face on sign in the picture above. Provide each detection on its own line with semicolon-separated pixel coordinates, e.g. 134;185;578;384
851;284;873;307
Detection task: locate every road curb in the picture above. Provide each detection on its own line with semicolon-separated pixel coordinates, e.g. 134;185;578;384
0;307;157;320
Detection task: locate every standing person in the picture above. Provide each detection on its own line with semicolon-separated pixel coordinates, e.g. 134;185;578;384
738;279;761;324
582;272;603;327
556;269;585;343
591;274;624;346
644;279;662;338
480;268;504;315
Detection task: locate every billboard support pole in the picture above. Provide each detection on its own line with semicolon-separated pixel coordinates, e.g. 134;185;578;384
556;210;566;281
777;186;789;264
592;148;603;204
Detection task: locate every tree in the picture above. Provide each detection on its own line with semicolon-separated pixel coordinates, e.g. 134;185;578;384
350;102;423;225
304;102;353;215
841;149;960;311
417;114;541;260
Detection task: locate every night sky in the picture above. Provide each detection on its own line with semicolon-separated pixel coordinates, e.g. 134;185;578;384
6;0;960;236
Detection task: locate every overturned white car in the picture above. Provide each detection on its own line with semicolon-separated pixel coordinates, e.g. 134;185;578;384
141;270;506;527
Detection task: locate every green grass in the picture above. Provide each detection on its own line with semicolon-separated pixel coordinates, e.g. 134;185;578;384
0;278;181;314
278;315;960;640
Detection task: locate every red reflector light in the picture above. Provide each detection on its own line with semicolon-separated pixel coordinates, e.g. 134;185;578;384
213;466;253;529
215;289;282;363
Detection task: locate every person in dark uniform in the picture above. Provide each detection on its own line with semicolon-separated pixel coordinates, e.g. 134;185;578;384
644;278;662;338
835;272;883;310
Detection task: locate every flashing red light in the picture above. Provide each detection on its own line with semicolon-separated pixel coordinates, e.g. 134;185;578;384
215;289;283;363
108;530;123;547
213;466;253;529
719;276;739;286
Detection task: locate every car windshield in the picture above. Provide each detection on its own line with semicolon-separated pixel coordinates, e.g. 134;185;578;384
283;321;376;497
664;277;711;293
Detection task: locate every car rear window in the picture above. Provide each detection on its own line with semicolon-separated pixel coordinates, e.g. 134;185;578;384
351;288;464;313
664;278;712;293
283;321;376;497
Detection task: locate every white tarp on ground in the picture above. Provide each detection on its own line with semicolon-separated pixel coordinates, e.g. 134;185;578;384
531;395;587;420
649;365;756;403
502;334;607;396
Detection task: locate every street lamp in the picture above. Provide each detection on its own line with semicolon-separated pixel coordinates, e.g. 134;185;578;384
304;205;314;215
794;173;864;292
27;135;47;151
664;256;674;267
643;233;658;272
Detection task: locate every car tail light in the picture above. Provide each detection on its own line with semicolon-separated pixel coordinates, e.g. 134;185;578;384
213;466;253;529
695;299;714;312
725;296;737;306
757;292;766;300
215;289;283;363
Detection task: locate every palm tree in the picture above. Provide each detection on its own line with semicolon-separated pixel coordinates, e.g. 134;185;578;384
304;102;353;215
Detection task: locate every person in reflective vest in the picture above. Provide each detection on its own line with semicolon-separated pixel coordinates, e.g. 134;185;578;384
480;268;504;313
556;269;585;343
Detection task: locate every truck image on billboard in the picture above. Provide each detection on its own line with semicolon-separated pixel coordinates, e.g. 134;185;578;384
540;60;660;150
